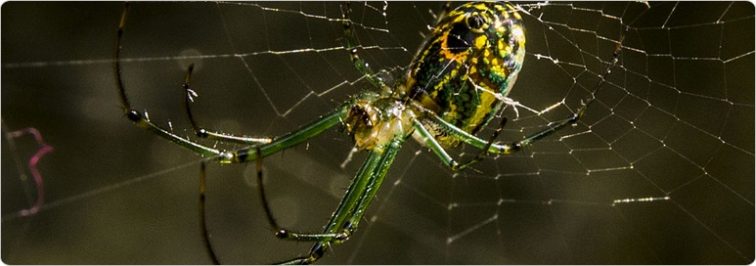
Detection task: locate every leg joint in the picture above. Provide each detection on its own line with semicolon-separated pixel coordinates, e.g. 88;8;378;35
195;128;208;138
126;110;141;122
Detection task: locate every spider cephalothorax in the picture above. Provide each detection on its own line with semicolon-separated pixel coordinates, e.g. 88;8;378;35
345;93;415;152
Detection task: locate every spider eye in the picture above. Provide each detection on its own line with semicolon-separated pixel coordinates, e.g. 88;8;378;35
465;13;487;33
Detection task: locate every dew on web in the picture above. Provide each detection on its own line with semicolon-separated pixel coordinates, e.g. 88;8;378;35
1;1;753;264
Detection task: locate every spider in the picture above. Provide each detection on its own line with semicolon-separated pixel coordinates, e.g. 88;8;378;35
114;2;623;264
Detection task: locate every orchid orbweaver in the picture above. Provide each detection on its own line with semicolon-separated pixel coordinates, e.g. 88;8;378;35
114;2;623;264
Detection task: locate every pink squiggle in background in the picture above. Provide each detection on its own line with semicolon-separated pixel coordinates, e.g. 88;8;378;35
7;128;54;217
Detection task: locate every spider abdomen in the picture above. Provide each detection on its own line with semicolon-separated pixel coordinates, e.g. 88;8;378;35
404;2;526;145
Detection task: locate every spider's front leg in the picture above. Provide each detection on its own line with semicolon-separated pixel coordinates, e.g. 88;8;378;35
340;2;388;90
115;4;229;160
116;4;351;164
181;64;272;145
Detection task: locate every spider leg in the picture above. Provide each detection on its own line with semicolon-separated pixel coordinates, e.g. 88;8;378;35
418;29;626;160
198;161;220;264
412;119;488;173
259;147;383;242
412;120;458;169
507;30;627;149
335;136;404;237
194;108;353;264
507;30;626;150
116;3;351;164
120;108;230;160
421;26;625;169
415;111;572;173
341;2;386;89
272;137;405;265
421;87;600;158
181;64;272;145
115;4;227;160
118;94;348;164
427;2;453;26
453;117;508;170
276;243;326;265
419;112;516;156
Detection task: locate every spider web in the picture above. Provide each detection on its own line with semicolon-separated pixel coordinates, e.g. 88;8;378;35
1;2;753;264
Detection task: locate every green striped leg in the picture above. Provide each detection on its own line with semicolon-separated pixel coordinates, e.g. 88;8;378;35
116;5;225;159
339;136;404;237
412;120;458;169
125;105;348;265
264;147;383;242
411;119;487;172
275;136;405;264
116;4;349;163
424;111;582;157
119;101;349;164
341;3;387;89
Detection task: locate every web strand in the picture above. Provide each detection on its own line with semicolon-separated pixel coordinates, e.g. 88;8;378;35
1;2;752;264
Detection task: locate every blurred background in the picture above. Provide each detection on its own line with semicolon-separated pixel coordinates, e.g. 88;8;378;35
2;2;753;264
